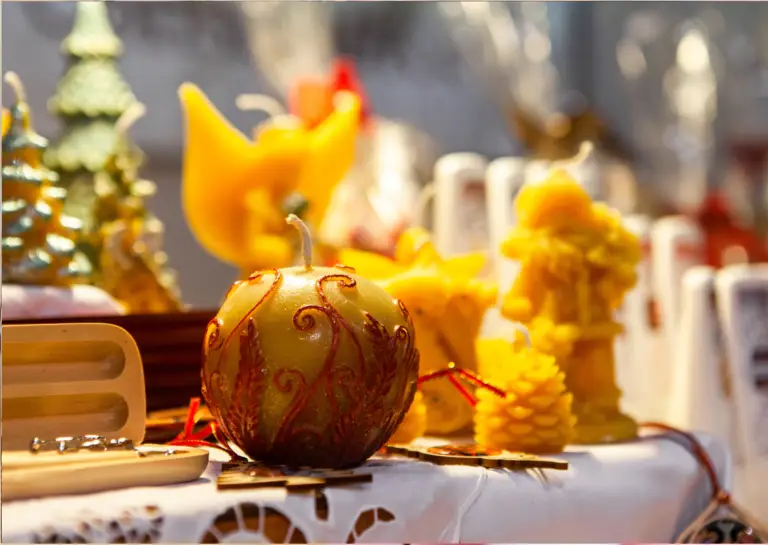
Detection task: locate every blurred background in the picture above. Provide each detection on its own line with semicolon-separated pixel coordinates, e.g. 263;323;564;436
4;1;768;307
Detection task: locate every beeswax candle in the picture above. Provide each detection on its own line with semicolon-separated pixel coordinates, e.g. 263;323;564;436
502;167;641;443
340;227;497;435
179;84;360;277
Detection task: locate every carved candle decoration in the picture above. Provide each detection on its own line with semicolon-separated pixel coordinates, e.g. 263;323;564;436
339;227;497;436
501;161;641;444
202;215;419;469
179;83;360;278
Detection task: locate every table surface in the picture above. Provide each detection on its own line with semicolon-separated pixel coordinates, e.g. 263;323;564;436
2;433;730;544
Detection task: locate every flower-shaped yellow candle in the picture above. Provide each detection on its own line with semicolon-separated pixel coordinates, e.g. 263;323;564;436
179;84;360;277
340;227;497;436
203;215;418;469
475;332;576;454
387;391;427;444
501;160;641;443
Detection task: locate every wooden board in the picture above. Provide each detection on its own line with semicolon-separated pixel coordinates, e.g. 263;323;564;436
3;323;147;450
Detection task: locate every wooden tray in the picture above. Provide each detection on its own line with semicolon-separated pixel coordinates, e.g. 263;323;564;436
3;323;147;450
6;311;216;412
2;322;210;501
2;444;210;501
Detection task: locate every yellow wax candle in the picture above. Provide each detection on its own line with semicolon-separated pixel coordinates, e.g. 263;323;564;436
203;215;418;469
475;334;576;454
501;165;641;444
340;227;497;436
178;84;361;277
387;391;427;445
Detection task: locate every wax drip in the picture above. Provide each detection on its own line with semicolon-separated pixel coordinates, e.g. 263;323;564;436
286;214;313;271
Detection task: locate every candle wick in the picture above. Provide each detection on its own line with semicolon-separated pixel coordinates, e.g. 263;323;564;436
4;72;27;104
552;140;595;173
413;182;436;228
286;214;313;271
115;103;146;140
510;322;532;348
236;94;286;118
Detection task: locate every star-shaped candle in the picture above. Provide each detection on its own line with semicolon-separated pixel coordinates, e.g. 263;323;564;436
340;227;497;436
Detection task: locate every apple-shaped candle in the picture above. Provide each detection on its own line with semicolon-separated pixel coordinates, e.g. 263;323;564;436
202;215;419;468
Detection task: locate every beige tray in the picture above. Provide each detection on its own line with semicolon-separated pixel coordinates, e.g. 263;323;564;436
2;444;209;501
2;323;147;449
2;323;209;500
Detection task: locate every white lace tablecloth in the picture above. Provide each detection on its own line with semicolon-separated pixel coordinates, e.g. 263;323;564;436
2;433;730;543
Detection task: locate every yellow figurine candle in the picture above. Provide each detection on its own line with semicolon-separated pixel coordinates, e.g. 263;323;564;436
340;227;497;436
203;215;418;469
475;329;576;454
501;153;640;443
179;84;360;277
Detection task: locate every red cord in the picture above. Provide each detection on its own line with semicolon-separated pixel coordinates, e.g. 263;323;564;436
447;375;477;407
418;365;507;400
640;422;727;503
166;398;242;462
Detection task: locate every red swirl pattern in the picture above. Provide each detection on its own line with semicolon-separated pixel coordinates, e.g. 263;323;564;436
201;270;419;469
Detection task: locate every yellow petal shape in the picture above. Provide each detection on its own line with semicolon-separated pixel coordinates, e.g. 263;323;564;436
441;251;488;280
395;227;439;265
297;91;361;229
337;248;405;279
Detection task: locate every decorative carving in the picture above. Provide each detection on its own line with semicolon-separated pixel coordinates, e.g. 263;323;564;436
385;443;569;471
216;463;372;492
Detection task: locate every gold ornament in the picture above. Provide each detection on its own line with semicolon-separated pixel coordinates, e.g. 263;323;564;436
2;72;91;286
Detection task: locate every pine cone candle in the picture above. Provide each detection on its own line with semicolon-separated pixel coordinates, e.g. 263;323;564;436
475;338;576;454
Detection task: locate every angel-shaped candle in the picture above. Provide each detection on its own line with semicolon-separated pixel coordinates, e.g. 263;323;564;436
340;227;498;436
501;152;641;443
179;75;361;278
